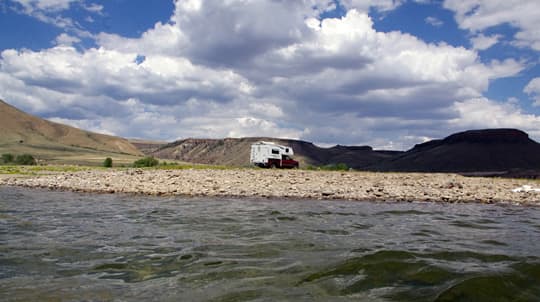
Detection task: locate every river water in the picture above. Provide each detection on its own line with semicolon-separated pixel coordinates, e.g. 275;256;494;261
1;187;540;301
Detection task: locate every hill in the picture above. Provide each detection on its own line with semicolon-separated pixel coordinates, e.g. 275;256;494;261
371;129;540;175
128;139;168;154
0;99;142;163
150;137;401;169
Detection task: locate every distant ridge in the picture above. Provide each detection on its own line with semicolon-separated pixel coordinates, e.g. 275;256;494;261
128;139;168;154
150;137;401;168
372;129;540;174
5;97;537;176
146;129;540;178
0;99;142;158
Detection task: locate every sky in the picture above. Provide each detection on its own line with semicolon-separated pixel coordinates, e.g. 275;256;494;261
0;0;539;150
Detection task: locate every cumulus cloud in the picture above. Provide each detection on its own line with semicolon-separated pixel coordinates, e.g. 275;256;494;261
170;0;314;67
1;46;251;106
444;0;540;50
1;0;538;149
451;97;540;139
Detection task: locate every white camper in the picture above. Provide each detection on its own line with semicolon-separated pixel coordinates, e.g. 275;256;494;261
250;141;299;168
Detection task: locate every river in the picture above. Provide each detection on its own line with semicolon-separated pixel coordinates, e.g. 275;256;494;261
1;187;540;301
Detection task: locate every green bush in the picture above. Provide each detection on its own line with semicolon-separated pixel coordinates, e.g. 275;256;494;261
312;163;350;171
1;153;14;164
14;154;36;165
103;157;113;168
133;156;159;168
334;163;349;171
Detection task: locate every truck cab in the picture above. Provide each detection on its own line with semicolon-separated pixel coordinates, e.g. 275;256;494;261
250;142;299;169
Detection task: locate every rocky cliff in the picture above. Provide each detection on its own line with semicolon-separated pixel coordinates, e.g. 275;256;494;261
372;129;540;174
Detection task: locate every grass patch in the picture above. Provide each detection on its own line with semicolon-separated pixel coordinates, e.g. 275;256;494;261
305;163;351;171
155;163;236;170
0;165;93;175
0;166;33;175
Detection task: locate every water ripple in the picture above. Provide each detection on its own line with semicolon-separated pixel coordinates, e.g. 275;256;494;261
1;187;540;301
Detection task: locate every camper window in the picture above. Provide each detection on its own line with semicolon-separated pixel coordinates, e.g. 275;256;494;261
271;149;279;155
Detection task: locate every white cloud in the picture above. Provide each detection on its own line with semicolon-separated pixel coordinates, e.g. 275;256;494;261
425;16;443;27
0;46;251;105
54;33;81;46
6;0;99;38
451;97;540;139
47;117;115;135
340;0;404;12
82;2;102;13
470;33;501;50
229;117;302;139
96;23;186;57
12;0;76;12
444;0;540;50
524;77;540;106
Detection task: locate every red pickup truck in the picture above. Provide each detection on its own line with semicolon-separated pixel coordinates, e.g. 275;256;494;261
266;155;299;169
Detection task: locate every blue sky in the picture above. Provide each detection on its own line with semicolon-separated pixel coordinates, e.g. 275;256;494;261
1;0;539;150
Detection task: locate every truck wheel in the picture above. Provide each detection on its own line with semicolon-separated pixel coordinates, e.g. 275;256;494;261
270;163;277;169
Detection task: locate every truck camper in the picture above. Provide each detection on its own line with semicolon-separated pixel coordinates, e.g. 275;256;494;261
250;141;299;169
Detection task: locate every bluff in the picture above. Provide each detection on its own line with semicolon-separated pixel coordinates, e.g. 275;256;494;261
371;129;540;175
151;137;401;168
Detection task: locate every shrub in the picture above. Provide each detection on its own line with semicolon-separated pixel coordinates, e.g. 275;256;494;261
334;163;349;171
103;157;113;168
14;154;36;165
133;156;159;168
317;163;350;171
1;153;14;164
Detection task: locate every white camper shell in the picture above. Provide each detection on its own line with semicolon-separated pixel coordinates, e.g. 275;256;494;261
250;141;299;168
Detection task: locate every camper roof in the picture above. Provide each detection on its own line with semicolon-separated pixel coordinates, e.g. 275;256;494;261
253;141;293;154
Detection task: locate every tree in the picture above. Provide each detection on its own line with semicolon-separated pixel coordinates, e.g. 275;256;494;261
1;153;14;164
103;157;113;168
14;154;36;165
133;156;159;167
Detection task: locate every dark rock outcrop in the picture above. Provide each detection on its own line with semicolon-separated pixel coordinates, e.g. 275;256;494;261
372;129;540;173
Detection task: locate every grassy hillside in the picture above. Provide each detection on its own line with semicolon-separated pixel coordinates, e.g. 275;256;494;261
0;99;142;165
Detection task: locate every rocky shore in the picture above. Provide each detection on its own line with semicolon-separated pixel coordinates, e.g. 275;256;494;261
2;168;540;205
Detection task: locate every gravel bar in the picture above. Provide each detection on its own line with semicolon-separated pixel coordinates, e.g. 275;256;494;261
1;168;539;205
